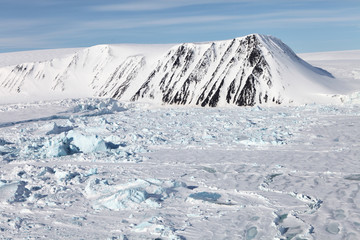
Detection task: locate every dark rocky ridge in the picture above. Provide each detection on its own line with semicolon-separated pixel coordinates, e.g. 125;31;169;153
0;34;335;106
131;34;278;106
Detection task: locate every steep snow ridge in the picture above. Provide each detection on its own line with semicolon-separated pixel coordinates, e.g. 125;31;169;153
256;35;343;104
0;48;83;68
121;34;344;106
0;43;175;104
0;34;351;106
131;42;212;104
131;35;284;106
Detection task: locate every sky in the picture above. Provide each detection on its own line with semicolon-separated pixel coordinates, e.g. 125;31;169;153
0;0;359;53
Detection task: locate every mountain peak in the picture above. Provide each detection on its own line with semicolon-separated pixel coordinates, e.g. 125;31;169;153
0;34;343;106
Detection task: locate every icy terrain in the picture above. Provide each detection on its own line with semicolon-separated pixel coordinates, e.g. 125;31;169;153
1;41;360;238
0;97;360;239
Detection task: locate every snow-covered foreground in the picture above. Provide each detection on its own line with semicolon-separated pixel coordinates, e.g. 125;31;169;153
1;98;360;239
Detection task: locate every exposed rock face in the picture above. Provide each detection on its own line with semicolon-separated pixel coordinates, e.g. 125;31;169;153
0;34;335;106
98;56;146;99
130;35;282;106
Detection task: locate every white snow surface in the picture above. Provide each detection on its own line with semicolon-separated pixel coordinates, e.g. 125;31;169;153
0;97;360;239
0;48;83;68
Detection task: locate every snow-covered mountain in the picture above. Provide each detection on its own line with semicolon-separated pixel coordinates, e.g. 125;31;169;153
0;34;351;105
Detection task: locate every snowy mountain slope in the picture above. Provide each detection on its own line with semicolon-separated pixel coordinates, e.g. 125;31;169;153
0;48;83;68
0;34;354;105
131;34;341;107
299;50;360;104
0;44;172;104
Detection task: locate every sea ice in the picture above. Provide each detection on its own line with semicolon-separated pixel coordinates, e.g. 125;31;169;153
0;97;360;239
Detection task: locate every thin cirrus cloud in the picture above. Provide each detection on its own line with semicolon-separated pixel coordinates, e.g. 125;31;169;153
81;15;243;30
0;0;359;52
0;36;51;50
81;8;360;31
90;0;243;12
0;19;46;32
89;0;349;12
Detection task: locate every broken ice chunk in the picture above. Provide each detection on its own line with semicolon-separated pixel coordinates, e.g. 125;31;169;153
0;181;31;203
67;131;107;153
46;122;74;135
0;138;12;146
93;188;150;210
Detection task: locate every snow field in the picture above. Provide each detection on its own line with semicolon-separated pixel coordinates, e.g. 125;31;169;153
0;98;360;239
